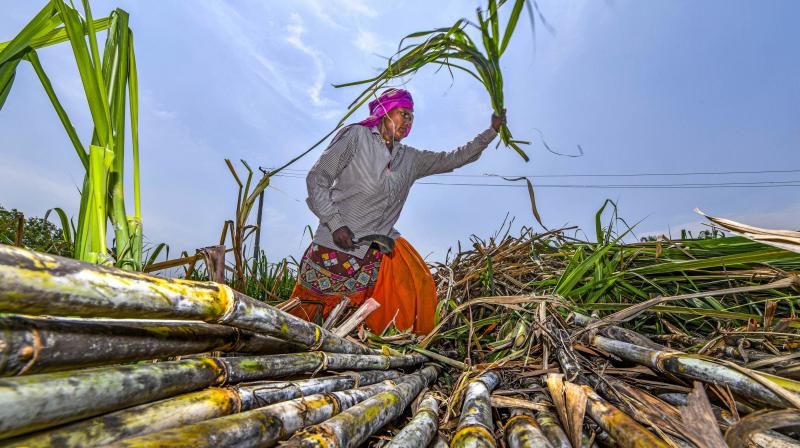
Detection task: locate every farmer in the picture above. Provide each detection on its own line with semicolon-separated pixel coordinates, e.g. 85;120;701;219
291;88;506;335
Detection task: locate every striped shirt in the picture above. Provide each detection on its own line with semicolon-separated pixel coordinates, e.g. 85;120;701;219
306;124;498;258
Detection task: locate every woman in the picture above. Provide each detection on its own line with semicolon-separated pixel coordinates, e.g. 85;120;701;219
291;88;506;335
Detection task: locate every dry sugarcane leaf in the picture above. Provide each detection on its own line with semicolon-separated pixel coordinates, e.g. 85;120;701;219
747;351;800;370
764;299;778;331
711;358;800;409
680;382;727;448
564;381;588;448
696;208;800;254
526;177;547;231
724;410;800;448
490;394;550;411
546;373;570;442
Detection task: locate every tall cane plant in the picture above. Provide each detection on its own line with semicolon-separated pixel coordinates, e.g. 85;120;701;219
0;1;142;269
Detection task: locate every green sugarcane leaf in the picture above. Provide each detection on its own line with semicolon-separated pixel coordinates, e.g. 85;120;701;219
128;32;141;220
53;0;111;146
0;54;21;109
488;0;500;53
0;1;60;65
44;207;74;245
500;0;525;55
0;17;112;53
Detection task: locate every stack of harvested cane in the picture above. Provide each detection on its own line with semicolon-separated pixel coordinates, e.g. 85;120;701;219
2;235;800;447
0;245;437;447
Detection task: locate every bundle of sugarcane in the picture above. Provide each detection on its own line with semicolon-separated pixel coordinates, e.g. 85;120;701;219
0;245;442;445
4;214;800;447
402;301;800;448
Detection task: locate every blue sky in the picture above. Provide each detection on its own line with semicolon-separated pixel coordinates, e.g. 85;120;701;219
2;1;799;263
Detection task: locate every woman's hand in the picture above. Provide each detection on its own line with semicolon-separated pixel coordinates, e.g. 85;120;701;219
332;226;355;250
491;109;507;132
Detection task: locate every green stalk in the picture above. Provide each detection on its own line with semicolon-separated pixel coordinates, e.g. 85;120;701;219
1;3;143;267
4;370;401;447
283;366;440;448
0;245;379;355
451;371;502;448
107;9;132;268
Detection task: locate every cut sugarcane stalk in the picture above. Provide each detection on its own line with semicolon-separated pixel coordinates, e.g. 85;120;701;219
591;335;800;408
385;391;441;448
108;374;422;447
334;297;380;336
0;315;302;376
2;370;402;447
505;409;554;448
0;351;425;439
571;312;666;350
580;384;670;448
323;296;351;330
451;371;502;448
534;407;572;448
0;245;374;355
282;365;439;448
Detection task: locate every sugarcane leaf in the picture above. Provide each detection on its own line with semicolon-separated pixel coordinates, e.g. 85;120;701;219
488;0;500;54
500;0;525;55
44;207;74;245
128;32;141;220
144;243;169;269
0;1;60;65
0;54;22;109
52;0;111;146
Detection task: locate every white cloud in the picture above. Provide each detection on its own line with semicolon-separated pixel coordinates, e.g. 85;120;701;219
353;30;382;54
301;0;378;28
285;13;332;110
195;2;292;100
338;0;378;18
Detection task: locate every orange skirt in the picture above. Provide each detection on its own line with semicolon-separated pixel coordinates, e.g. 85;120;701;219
290;238;437;335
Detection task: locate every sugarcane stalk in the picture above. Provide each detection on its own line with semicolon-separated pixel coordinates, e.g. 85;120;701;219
0;245;374;355
534;407;571;448
385;392;441;448
0;315;302;376
323;296;351;330
4;370;402;448
0;351;425;440
571;313;666;350
580;384;669;448
109;377;408;447
451;371;502;448
334;297;380;336
657;392;800;448
432;436;450;448
282;365;440;448
592;335;800;408
505;409;554;448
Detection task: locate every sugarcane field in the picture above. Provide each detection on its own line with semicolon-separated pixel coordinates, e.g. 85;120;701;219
2;1;800;447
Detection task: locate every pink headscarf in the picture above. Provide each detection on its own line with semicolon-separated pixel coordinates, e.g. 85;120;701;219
357;88;414;138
